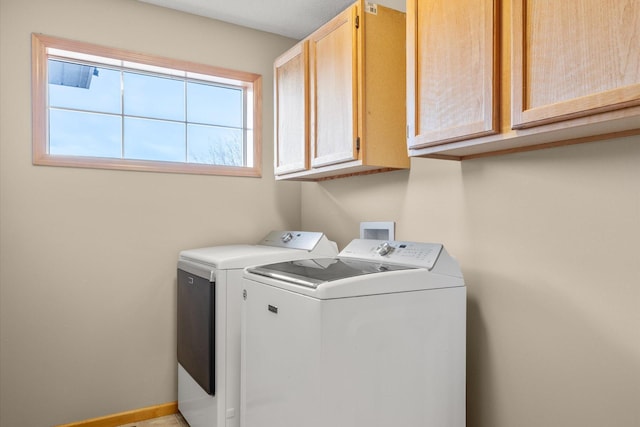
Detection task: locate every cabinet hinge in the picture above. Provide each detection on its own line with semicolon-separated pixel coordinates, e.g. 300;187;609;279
356;137;361;151
355;15;360;29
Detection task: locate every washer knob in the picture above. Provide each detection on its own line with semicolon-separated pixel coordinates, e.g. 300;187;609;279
376;242;393;256
281;232;294;243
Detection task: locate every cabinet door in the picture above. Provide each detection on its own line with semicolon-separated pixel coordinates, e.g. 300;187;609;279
407;0;498;149
309;5;359;168
274;41;309;175
512;0;640;129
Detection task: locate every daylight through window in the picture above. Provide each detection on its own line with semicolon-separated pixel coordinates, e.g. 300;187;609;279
32;34;262;177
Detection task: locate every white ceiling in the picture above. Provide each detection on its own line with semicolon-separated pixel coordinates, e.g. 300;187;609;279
137;0;406;40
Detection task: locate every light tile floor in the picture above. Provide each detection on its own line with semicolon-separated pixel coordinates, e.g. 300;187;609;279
117;413;189;427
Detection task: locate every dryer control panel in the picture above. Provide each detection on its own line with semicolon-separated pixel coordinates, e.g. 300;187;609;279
259;231;331;251
339;239;443;270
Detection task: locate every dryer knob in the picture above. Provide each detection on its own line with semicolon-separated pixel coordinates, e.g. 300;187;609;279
281;232;294;243
376;242;393;256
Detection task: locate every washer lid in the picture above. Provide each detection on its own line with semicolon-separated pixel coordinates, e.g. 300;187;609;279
246;258;415;289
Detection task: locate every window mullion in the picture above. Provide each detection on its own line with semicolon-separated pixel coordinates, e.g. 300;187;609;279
120;68;125;159
243;88;248;166
184;79;188;163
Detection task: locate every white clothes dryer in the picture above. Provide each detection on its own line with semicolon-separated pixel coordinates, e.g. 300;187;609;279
177;231;338;427
241;239;466;427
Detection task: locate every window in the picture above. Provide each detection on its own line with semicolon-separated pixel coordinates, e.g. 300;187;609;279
32;34;262;177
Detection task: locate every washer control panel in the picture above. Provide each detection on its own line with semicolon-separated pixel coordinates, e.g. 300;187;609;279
339;239;443;270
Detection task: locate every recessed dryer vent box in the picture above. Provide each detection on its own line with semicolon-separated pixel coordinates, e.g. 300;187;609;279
360;221;395;240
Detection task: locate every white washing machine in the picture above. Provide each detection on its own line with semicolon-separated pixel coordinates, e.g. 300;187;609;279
241;239;466;427
177;231;338;427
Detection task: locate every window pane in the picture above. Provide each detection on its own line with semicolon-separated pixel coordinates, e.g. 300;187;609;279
124;117;185;162
188;124;243;166
49;109;122;158
187;82;243;128
245;129;254;167
124;72;185;121
48;60;121;114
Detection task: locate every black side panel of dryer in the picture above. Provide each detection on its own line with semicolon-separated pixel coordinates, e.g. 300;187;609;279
177;268;215;395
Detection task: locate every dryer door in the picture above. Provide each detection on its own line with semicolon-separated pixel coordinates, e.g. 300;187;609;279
177;268;215;395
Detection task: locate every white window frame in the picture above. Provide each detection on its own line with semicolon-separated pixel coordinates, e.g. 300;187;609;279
31;33;262;177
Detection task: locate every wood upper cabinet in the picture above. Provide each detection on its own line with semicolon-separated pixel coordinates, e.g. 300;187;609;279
407;0;498;150
274;0;409;180
511;0;640;129
309;6;358;168
274;41;309;175
408;0;640;160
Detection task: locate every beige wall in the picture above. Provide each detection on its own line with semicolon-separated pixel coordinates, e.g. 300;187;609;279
0;0;299;425
302;136;640;427
2;1;639;427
